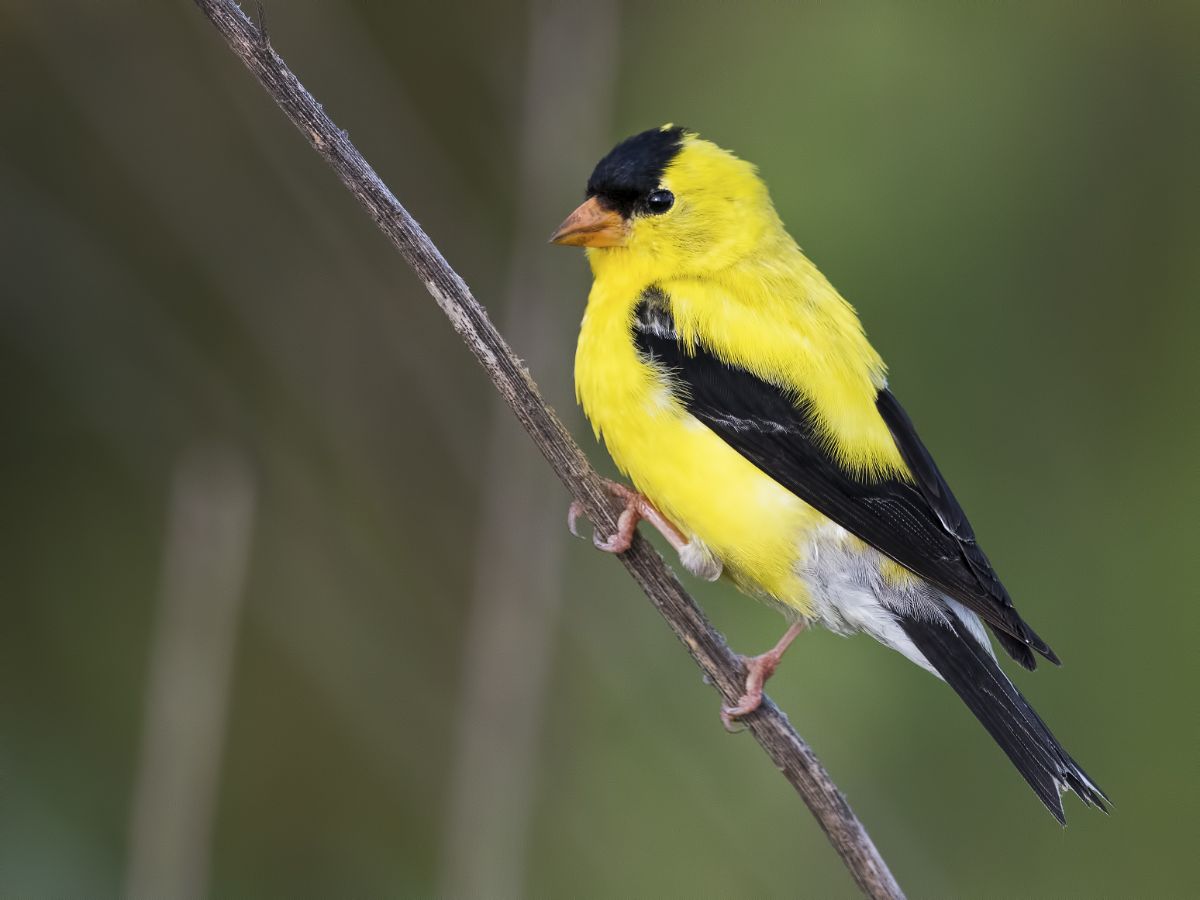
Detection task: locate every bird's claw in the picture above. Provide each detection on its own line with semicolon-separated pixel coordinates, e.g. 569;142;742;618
568;480;717;578
719;653;776;732
720;706;750;733
593;530;630;553
720;692;763;732
719;622;806;732
591;506;636;553
567;500;586;539
566;481;643;555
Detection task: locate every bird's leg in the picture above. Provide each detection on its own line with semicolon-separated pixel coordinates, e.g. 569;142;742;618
721;620;807;732
568;479;722;581
568;479;683;553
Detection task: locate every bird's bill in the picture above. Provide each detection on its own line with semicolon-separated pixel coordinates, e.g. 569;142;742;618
549;197;628;247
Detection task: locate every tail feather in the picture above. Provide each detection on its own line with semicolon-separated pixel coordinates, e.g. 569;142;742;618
991;619;1063;671
900;611;1109;824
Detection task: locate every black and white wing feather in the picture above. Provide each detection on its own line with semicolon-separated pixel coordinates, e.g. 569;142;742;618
632;288;1056;668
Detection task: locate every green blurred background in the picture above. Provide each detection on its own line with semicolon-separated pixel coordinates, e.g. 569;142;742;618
2;1;1196;897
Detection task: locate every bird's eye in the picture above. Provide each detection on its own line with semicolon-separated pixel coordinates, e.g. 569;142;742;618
645;189;674;214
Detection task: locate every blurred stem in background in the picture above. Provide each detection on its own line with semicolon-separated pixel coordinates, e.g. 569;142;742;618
125;445;255;900
438;1;619;895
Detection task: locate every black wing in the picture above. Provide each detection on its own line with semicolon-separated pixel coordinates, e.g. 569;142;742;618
633;289;1057;668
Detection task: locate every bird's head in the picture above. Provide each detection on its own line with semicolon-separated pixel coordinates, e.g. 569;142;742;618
550;125;781;277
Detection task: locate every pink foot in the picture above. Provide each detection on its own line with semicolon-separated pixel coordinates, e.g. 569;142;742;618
721;621;807;732
568;479;688;555
568;481;722;580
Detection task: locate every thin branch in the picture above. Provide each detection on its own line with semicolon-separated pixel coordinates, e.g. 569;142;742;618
188;3;905;897
440;1;620;895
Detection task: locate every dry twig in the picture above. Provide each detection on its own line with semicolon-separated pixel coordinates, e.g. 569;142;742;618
440;2;621;895
189;2;905;896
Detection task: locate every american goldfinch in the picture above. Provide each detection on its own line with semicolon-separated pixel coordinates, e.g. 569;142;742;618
552;125;1107;823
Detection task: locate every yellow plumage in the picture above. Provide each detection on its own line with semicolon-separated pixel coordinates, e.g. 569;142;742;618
554;126;1108;819
574;130;908;611
556;127;1108;825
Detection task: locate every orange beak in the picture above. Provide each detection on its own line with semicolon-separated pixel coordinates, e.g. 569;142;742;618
548;196;628;248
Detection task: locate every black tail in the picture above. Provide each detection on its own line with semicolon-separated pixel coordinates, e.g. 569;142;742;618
901;611;1110;824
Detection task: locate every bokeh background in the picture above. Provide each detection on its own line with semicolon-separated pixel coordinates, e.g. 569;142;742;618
2;1;1196;897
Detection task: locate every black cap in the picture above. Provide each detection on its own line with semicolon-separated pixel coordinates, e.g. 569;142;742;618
586;126;686;217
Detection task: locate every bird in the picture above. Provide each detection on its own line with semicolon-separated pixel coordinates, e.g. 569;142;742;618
550;124;1108;824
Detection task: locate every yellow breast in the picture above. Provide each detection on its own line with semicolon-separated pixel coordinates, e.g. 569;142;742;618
574;282;807;607
574;248;906;613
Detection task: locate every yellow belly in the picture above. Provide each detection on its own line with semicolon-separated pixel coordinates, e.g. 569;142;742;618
575;284;822;612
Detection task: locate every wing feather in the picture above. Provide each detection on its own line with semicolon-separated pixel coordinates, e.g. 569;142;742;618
633;290;1056;667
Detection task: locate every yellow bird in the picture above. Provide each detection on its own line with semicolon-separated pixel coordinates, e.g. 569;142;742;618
552;125;1107;823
